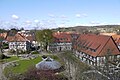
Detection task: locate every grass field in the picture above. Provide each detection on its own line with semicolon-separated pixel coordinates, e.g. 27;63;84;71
3;56;19;62
4;56;42;74
4;54;60;74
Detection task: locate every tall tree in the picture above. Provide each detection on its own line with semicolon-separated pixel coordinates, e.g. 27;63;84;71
36;29;53;51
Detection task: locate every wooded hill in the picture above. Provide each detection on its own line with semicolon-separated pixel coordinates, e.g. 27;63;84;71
52;25;120;33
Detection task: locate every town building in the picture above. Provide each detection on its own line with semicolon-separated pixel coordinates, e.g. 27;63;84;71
18;30;37;47
49;32;73;52
74;34;120;66
6;33;31;51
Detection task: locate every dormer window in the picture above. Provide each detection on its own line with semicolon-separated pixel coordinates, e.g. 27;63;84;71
90;48;96;52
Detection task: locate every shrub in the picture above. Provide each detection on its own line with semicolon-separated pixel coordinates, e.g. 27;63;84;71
3;43;9;49
24;51;30;54
23;67;68;80
42;55;47;59
0;53;6;59
18;50;30;54
31;51;39;54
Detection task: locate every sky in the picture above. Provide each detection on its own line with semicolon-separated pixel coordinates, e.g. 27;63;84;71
0;0;120;30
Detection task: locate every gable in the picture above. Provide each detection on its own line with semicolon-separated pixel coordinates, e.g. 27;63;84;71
98;37;120;57
6;33;27;42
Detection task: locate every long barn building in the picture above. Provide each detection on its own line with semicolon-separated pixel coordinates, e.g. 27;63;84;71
74;34;120;66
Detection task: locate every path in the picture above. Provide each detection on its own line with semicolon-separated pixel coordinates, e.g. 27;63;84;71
2;59;21;70
0;63;7;80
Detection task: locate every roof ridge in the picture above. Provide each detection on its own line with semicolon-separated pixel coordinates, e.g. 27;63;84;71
14;33;28;41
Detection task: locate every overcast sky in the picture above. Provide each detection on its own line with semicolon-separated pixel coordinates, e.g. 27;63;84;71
0;0;120;29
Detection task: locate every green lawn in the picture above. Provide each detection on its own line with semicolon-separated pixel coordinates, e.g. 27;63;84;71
5;56;42;74
3;56;19;62
4;54;61;78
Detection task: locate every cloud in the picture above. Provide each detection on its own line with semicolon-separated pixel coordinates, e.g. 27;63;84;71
12;14;19;20
82;13;87;17
58;23;72;28
75;23;93;26
76;13;87;18
34;20;39;23
90;21;100;24
58;24;65;27
61;15;67;18
76;14;81;18
89;21;111;26
75;23;81;26
25;20;32;26
47;20;53;23
48;14;55;18
75;23;99;26
74;21;106;26
117;23;120;25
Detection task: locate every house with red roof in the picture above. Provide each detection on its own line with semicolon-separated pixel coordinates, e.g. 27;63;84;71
74;34;120;66
18;30;38;47
6;33;31;51
49;32;73;51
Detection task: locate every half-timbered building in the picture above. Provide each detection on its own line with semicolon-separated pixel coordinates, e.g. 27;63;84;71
6;33;31;51
49;32;72;51
74;34;120;66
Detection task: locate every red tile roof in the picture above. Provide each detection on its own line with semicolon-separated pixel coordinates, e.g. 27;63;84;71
75;34;120;57
6;33;27;42
6;32;36;42
53;32;72;43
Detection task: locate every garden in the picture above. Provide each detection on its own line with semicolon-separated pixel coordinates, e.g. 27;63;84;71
2;52;67;80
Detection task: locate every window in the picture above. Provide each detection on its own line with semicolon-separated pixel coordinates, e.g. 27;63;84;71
93;49;96;52
90;48;96;52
